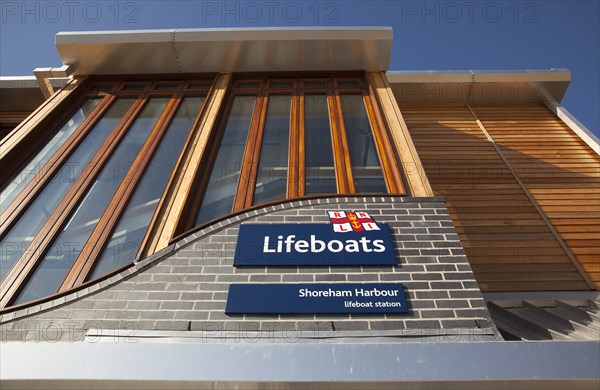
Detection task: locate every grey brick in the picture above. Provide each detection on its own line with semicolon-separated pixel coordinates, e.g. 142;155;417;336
432;241;462;249
193;301;224;310
347;274;380;282
436;300;471;309
403;241;433;249
249;274;282;282
441;319;481;329
148;292;181;301
139;311;175;320
266;267;299;274
284;216;312;222
379;273;410;281
333;321;369;331
430;281;463;290
454;309;491;318
152;274;185;282
449;290;482;299
420;310;455;319
409;300;436;309
166;283;198;291
315;274;347;282
369;321;405;331
115;292;148;300
104;311;141;320
94;301;128;310
134;283;167;291
197;283;228;292
404;320;441;330
415;291;449;299
425;264;457;272
127;301;161;310
282;274;314;282
184;274;217;282
161;301;194;310
417;234;444;241
217;274;251;282
419;249;451;256
412;273;443;281
175;311;210;321
444;272;475;281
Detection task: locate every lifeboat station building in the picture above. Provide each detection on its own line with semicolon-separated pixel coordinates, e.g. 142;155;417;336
0;27;599;389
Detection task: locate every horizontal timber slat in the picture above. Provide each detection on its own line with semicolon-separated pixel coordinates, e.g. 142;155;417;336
402;104;595;292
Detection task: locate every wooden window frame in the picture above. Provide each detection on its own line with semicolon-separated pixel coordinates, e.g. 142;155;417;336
0;78;215;308
179;74;406;233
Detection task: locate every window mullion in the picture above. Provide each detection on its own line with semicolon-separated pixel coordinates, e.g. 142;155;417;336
290;90;306;197
234;93;267;211
363;89;406;194
289;85;301;198
0;93;115;238
328;88;355;194
60;87;186;290
0;91;150;309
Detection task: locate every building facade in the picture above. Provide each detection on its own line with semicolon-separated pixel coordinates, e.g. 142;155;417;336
1;27;599;388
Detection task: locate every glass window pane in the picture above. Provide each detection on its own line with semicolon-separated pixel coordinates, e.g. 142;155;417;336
253;95;291;205
340;94;387;193
195;95;256;226
12;98;169;305
1;98;101;212
304;95;336;194
90;97;205;279
0;98;135;282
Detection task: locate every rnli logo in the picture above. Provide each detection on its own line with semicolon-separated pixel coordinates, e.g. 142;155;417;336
328;211;380;233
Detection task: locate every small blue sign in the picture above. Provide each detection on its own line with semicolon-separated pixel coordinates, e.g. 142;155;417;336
233;224;397;266
225;283;408;314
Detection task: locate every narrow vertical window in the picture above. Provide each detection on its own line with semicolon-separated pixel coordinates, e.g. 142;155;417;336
304;94;337;194
340;94;387;193
0;98;135;282
90;97;205;279
195;95;256;226
12;98;169;305
0;99;101;212
252;94;291;205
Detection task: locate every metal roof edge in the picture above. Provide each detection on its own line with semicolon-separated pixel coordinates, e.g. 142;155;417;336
386;69;571;83
56;26;392;45
56;27;393;75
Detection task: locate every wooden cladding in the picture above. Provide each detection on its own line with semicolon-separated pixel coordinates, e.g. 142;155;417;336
473;105;600;288
402;104;598;292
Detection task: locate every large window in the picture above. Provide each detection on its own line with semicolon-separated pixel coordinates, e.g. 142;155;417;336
180;77;404;232
0;74;405;310
0;79;211;308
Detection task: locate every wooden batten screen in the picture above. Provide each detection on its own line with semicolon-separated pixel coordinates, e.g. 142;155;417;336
472;105;600;288
401;104;597;292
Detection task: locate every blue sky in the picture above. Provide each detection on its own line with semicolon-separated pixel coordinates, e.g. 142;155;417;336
1;0;598;135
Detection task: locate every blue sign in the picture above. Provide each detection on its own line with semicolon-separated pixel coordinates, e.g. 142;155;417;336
233;223;396;266
225;283;408;314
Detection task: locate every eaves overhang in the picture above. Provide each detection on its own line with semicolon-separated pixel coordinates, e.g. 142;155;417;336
56;27;393;75
387;69;571;105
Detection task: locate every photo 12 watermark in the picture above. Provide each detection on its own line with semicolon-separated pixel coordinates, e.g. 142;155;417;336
198;1;340;24
398;1;540;24
1;1;141;24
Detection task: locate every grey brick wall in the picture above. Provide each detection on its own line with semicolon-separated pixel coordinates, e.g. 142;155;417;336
0;197;499;343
